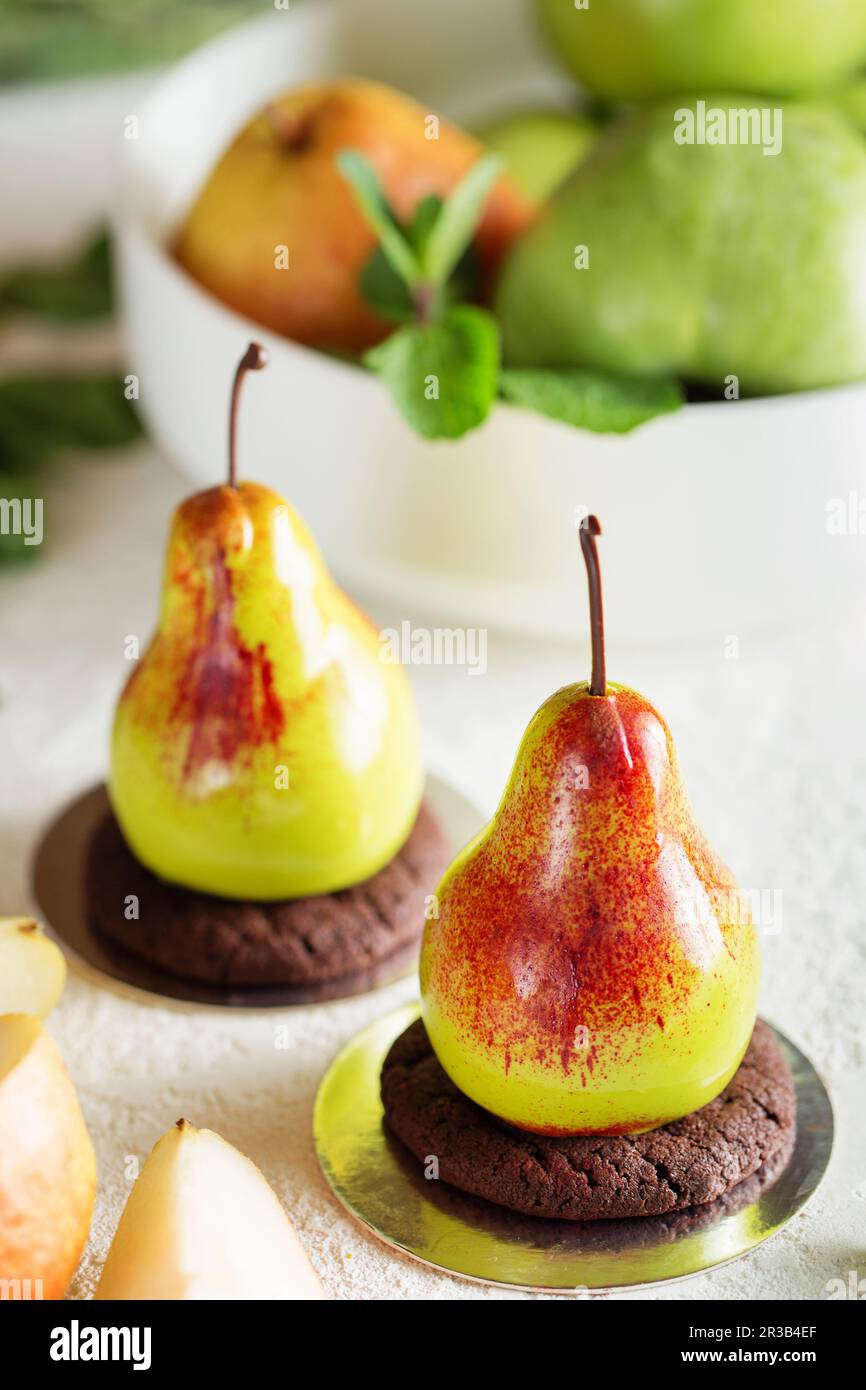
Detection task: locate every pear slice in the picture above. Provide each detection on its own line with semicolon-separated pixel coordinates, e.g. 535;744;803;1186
96;1120;324;1300
0;917;66;1018
0;1014;97;1298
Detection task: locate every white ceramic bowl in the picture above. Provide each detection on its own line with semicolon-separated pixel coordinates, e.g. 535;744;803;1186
115;0;866;641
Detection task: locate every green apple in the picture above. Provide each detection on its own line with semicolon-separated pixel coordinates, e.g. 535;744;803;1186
477;109;598;202
495;98;866;394
535;0;866;100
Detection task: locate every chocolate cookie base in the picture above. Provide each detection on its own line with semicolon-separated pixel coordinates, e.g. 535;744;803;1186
86;802;449;990
381;1019;796;1222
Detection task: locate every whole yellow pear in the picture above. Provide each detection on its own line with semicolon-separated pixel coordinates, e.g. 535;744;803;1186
175;78;535;352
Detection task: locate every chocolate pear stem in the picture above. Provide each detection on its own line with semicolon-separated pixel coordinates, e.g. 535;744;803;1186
579;514;606;697
228;342;269;489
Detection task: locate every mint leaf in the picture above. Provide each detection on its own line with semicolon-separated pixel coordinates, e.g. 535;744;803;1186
0;376;141;452
358;247;416;324
443;242;482;308
336;151;421;288
421;154;504;286
499;367;684;434
409;195;444;259
0;474;42;567
0;231;112;322
365;305;500;440
0;371;142;568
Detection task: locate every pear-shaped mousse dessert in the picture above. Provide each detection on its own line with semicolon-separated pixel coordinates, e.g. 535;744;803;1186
89;344;447;992
110;345;422;900
420;517;761;1135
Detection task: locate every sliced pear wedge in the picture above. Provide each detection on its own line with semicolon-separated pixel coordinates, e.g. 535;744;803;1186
96;1120;324;1300
0;917;66;1018
0;1014;96;1298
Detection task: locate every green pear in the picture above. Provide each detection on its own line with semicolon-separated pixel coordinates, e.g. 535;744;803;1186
477;109;598;202
535;0;866;100
109;345;423;899
828;76;866;135
421;518;761;1135
495;98;866;394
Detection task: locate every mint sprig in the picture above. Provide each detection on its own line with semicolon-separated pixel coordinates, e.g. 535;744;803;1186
336;152;424;290
500;368;684;434
0;230;142;567
338;152;683;441
419;155;503;287
0;374;142;565
0;375;142;454
338;151;507;439
358;248;416;325
0;232;112;322
366;306;500;440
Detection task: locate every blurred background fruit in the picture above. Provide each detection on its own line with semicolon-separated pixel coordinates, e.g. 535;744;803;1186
829;75;866;134
535;0;866;100
107;0;866;640
496;98;866;394
477;107;598;201
174;79;535;353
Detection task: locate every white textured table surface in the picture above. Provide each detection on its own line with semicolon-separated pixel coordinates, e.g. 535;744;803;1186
1;444;864;1301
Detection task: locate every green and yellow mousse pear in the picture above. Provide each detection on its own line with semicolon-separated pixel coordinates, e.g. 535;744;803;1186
495;99;866;395
535;0;866;101
421;518;760;1136
110;344;422;900
477;109;598;203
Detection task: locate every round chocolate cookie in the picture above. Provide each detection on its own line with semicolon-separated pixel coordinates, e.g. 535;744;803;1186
381;1019;796;1221
86;802;448;989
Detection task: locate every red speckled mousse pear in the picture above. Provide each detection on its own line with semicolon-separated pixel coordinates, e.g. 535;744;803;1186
421;517;761;1135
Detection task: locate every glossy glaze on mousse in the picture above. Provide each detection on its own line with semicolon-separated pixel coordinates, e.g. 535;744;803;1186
421;680;760;1135
110;345;422;901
